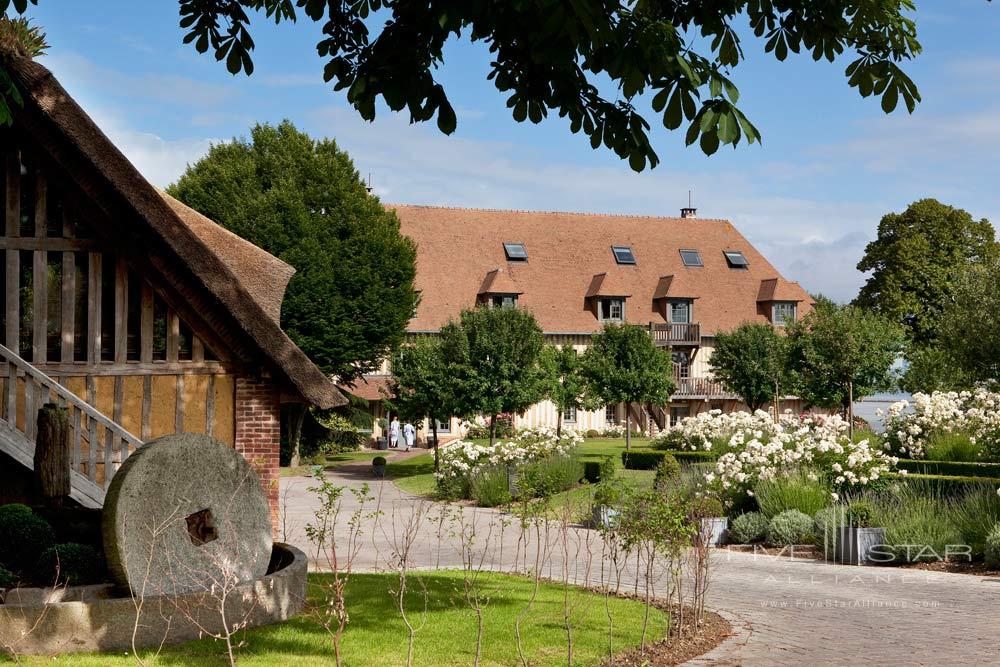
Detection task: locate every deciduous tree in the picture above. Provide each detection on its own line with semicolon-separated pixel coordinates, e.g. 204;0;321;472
387;337;452;471
1;2;925;171
936;262;1000;386
581;324;675;450
709;323;794;415
540;344;596;437
439;307;547;446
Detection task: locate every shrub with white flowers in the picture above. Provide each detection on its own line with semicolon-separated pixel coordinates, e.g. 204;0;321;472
882;389;1000;460
666;409;898;497
436;427;581;482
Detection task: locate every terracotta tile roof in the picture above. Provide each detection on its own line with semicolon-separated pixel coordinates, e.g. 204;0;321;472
11;57;344;408
340;375;393;402
478;268;522;295
391;205;814;335
585;271;633;298
756;278;810;303
653;274;702;300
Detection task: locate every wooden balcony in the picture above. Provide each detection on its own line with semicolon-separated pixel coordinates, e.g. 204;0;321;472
671;366;735;399
649;322;701;346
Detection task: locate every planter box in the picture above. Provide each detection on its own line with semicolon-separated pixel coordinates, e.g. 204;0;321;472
699;517;729;547
372;465;386;479
592;505;620;530
375;438;389;451
834;526;887;565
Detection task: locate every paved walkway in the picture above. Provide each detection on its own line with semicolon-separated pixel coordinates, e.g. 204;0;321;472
280;455;1000;665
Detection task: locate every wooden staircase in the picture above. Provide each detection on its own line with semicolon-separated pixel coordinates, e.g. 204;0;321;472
0;344;142;508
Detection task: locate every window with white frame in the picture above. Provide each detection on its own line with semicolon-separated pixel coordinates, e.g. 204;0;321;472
605;404;617;423
772;301;797;326
563;406;577;422
432;417;451;433
668;300;692;324
490;294;518;309
599;298;625;322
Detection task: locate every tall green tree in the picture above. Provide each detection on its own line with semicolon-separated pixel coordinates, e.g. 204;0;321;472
540;344;596;437
387;337;452;471
2;3;925;170
709;323;794;415
936;261;1000;386
854;199;998;345
898;345;971;394
440;307;547;446
787;302;905;434
581;324;675;450
169;121;418;381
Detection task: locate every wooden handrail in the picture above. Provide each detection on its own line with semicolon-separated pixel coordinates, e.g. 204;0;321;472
648;322;701;345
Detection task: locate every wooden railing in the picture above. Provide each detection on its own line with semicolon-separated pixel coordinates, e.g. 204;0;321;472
0;343;142;504
649;322;701;346
672;374;733;398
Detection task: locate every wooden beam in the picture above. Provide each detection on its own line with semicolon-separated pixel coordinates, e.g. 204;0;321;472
192;335;204;363
61;250;75;362
166;308;179;362
114;257;127;363
86;375;98;482
87;252;101;364
206;373;215;437
0;237;99;251
140;283;153;363
5;249;17;351
141;375;151;441
5;152;18;237
30;361;232;376
32;249;47;364
34;169;46;238
175;373;184;432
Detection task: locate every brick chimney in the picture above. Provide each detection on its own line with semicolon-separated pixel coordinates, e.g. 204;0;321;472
680;206;697;218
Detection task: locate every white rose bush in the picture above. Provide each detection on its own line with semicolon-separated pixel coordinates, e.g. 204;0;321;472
882;389;1000;460
664;410;898;498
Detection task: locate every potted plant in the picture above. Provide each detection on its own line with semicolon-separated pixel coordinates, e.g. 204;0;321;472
372;456;387;478
591;463;629;530
835;501;886;565
690;496;728;547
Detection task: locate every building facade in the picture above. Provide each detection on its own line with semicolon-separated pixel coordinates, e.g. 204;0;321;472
345;204;814;443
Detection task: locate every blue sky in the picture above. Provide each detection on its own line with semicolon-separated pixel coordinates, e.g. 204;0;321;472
25;1;1000;302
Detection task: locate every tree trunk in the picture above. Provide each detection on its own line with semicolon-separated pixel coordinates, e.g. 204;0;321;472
489;414;497;447
556;409;563;438
847;381;855;441
432;421;440;472
34;403;69;509
287;403;307;468
625;404;632;451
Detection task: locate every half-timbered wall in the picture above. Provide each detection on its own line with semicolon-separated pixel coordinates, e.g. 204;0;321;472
2;141;237;485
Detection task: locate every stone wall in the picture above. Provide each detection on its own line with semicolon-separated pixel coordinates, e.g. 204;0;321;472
234;375;281;534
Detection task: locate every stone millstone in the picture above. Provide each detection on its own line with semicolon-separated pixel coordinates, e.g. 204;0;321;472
102;434;272;596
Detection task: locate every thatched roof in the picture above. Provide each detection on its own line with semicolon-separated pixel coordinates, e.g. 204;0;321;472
8;56;343;408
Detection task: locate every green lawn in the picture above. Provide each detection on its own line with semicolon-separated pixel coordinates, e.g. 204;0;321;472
386;452;437;496
20;571;667;666
281;451;385;477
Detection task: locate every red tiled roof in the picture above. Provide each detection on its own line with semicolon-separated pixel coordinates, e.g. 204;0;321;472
757;278;810;302
340;375;393;402
390;205;814;335
478;268;523;295
653;274;702;300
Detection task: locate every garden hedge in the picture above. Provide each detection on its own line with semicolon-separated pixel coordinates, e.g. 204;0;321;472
888;472;1000;496
896;460;1000;479
621;450;716;470
582;461;602;484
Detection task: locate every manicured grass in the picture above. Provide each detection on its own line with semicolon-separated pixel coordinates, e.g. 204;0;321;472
280;451;384;477
386;452;437;496
577;437;653;461
23;571;667;667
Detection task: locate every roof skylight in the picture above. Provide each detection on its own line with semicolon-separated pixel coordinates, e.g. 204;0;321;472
503;242;528;261
612;246;637;265
724;250;749;269
679;249;703;267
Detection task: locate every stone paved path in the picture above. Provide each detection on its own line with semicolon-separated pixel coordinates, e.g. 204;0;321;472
280;455;1000;665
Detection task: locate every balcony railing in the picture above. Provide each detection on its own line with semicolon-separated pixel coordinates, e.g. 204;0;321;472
671;366;734;398
649;322;701;346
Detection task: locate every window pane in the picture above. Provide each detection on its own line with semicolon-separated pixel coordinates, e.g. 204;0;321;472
19;158;35;238
679;249;703;267
612;246;636;265
563;406;577;422
101;255;115;361
152;297;167;361
73;252;87;361
670;301;689;323
503;243;527;261
724;250;748;268
46;255;62;361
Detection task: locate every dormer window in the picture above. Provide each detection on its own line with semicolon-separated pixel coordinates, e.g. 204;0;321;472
724;250;748;269
503;242;528;261
599;298;625;323
679;249;703;267
772;301;797;326
490;294;518;309
612;246;636;265
668;300;692;324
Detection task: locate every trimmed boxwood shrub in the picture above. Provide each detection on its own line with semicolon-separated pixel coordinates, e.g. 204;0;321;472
671;451;719;463
896;460;1000;479
584;429;601;439
0;504;56;574
766;509;814;546
689;496;725;519
985;524;1000;569
372;456;387;467
33;543;104;587
890;472;999;496
653;454;681;491
582;460;602;484
730;512;769;544
621;451;665;470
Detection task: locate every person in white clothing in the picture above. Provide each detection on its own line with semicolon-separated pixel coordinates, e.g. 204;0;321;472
403;421;416;452
389;417;401;449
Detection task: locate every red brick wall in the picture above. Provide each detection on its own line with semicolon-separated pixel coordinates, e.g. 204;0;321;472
234;375;281;535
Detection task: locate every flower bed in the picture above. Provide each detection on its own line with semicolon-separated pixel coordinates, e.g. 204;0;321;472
882;390;1000;460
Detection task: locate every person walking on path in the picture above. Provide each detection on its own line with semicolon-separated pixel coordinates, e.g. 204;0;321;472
389;416;401;449
403;421;416;452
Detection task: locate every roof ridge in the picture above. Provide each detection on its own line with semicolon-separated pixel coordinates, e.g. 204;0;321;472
385;203;730;223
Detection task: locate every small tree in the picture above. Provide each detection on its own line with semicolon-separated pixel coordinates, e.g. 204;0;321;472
936;261;1000;386
581;324;675;450
787;302;904;436
440;307;547;445
387;337;452;471
709;323;794;416
540;344;596;437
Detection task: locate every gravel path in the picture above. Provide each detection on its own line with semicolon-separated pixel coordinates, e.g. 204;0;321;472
279;455;1000;665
